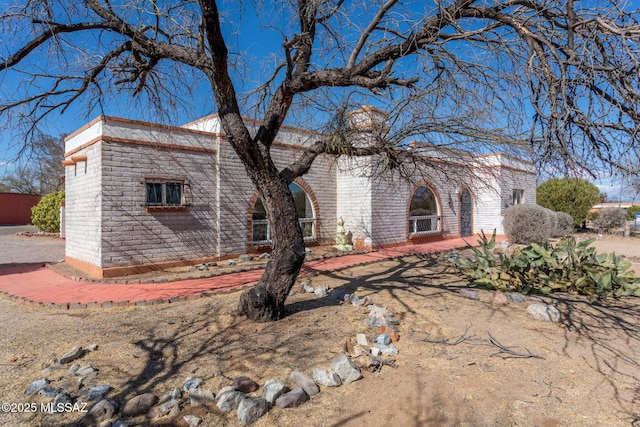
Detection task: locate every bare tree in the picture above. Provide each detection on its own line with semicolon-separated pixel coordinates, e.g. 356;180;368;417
1;1;639;321
2;134;65;194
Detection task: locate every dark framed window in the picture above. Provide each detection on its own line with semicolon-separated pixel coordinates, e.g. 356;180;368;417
145;180;187;208
146;182;163;205
165;182;182;205
512;189;524;205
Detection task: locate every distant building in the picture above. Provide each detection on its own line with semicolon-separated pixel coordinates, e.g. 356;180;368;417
63;106;536;278
590;202;634;213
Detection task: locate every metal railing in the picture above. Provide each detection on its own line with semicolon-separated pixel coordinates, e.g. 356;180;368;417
252;218;316;244
408;215;441;235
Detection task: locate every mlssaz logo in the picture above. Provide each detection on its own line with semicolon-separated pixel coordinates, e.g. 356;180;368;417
41;402;88;413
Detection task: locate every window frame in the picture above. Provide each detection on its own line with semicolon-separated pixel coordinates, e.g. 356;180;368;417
144;179;189;210
512;189;524;206
408;185;442;236
251;183;316;245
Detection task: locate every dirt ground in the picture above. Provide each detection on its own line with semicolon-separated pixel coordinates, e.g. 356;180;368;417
0;233;639;427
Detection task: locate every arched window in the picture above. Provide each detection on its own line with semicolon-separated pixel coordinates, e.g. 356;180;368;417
408;185;441;234
252;183;316;244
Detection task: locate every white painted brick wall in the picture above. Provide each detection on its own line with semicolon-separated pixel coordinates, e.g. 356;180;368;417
369;166;465;247
100;141;217;267
473;171;504;236
217;140;337;256
64;142;102;265
336;157;373;243
371;177;406;247
65;113;537;272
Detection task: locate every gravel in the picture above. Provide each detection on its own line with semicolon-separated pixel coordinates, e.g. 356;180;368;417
0;225;65;266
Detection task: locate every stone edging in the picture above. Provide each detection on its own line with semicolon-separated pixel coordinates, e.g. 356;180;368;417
16;231;62;238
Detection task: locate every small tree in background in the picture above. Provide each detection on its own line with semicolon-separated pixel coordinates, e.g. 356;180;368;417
537;178;603;227
2;134;64;195
31;190;65;233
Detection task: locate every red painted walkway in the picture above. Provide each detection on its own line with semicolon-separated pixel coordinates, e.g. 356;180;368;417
0;237;484;309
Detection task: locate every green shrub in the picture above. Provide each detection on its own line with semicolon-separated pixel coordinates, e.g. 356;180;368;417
591;207;626;233
537;178;602;227
554;211;574;237
454;231;640;303
31;190;65;233
626;205;640;221
503;204;553;244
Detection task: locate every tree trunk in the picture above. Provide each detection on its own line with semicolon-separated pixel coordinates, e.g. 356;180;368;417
237;175;306;322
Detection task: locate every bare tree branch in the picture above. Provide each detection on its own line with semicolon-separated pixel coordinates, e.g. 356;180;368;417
488;332;545;359
410;326;473;346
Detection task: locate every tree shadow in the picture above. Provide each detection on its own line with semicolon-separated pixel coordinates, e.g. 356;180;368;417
45;295;359;426
549;294;640;423
0;263;48;274
30;251;640;426
287;253;464;317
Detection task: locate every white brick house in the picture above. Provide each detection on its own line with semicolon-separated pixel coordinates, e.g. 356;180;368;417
63;106;536;278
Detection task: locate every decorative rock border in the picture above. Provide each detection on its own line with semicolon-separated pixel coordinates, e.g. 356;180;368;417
21;286;406;426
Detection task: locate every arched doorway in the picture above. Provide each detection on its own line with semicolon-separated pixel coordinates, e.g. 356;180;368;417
408;185;441;235
251;182;316;244
460;188;473;237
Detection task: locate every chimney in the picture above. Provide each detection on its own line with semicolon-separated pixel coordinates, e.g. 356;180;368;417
345;105;389;148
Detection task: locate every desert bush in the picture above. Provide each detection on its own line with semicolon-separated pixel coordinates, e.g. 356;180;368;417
503;204;553;244
454;231;640;303
554;211;574;237
544;207;557;237
626;205;640;221
31;190;65;233
591;207;626;233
